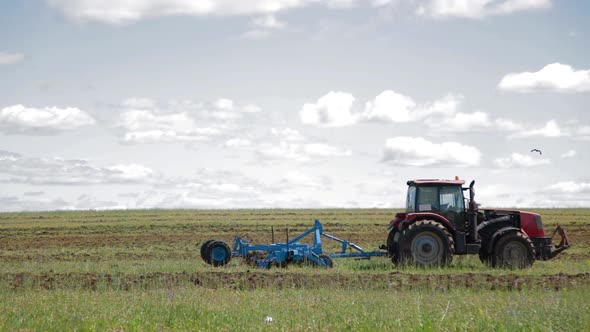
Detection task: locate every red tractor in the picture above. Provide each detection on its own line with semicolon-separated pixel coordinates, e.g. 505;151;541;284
386;179;570;268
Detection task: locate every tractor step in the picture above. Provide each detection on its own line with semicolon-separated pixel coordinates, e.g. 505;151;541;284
465;244;481;254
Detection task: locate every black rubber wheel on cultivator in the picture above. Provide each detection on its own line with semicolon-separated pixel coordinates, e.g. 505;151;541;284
319;254;334;268
200;240;216;264
207;241;232;267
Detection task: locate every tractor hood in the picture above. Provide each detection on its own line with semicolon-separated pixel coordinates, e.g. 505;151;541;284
481;208;544;238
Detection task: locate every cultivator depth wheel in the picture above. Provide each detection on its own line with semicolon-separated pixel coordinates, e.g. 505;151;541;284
200;240;216;264
319;254;333;268
208;241;232;267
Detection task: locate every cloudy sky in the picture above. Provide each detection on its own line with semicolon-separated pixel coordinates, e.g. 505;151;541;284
1;0;589;211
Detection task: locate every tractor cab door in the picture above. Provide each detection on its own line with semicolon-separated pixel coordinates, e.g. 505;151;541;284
414;185;466;229
438;186;466;230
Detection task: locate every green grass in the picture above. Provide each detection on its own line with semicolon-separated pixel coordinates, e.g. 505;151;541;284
1;288;588;331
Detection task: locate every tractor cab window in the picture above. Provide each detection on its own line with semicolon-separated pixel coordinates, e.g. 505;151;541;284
406;185;416;212
439;186;465;224
417;187;439;211
414;185;464;212
439;186;464;212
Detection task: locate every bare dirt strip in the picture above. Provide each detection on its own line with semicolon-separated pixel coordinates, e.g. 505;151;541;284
2;271;588;291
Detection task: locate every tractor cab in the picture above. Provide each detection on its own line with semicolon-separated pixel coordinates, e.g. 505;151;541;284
406;179;467;228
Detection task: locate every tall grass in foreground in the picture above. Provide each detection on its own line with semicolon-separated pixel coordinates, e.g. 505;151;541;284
0;288;588;331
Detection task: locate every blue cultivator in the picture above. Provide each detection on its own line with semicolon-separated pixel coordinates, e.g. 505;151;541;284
200;220;387;268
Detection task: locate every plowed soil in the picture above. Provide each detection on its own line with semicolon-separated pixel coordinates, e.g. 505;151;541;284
3;271;589;291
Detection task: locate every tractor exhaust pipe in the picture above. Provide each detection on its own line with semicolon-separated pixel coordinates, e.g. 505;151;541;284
468;180;479;242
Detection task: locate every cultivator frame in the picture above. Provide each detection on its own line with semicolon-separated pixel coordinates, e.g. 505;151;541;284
200;220;386;268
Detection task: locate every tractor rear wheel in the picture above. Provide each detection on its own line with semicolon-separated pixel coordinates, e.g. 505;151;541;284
492;232;534;269
399;220;454;267
387;229;401;265
207;241;232;267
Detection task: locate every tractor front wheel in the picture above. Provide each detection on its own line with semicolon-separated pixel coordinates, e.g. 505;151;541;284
479;249;492;266
492;232;534;269
399;220;454;267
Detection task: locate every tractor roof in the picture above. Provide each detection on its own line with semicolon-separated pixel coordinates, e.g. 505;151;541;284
407;179;466;186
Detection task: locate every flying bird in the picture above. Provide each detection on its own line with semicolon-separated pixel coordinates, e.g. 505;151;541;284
530;149;542;155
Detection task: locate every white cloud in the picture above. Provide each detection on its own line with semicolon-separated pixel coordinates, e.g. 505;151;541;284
207;98;261;119
417;0;552;19
545;181;590;194
115;96;270;146
560;150;577;159
0;150;155;185
576;125;590;140
280;171;328;189
495;118;523;131
121;97;157;109
214;98;234;111
300;91;357;127
257;142;309;162
0;52;24;65
0;104;96;134
118;110;220;144
511;120;566;138
301;91;460;127
253;15;286;29
363;91;459;123
475;183;590;208
494;152;550;168
498;63;590;93
224;138;252;147
47;0;393;24
73;195;128;210
119;110;197;133
122;130;214;143
0;196;69;212
382;136;481;166
425;110;491;131
426;111;529;133
362;90;416;123
107;164;154;180
242;29;272;39
303;143;352;157
411;95;527;133
244;14;287;38
271;127;305;141
257;141;352;162
243;104;262;113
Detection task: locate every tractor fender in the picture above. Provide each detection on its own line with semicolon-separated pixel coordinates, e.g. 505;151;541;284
486;226;529;254
388;212;406;230
400;212;456;236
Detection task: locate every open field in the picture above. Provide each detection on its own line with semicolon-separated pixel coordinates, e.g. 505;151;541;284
1;208;589;330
